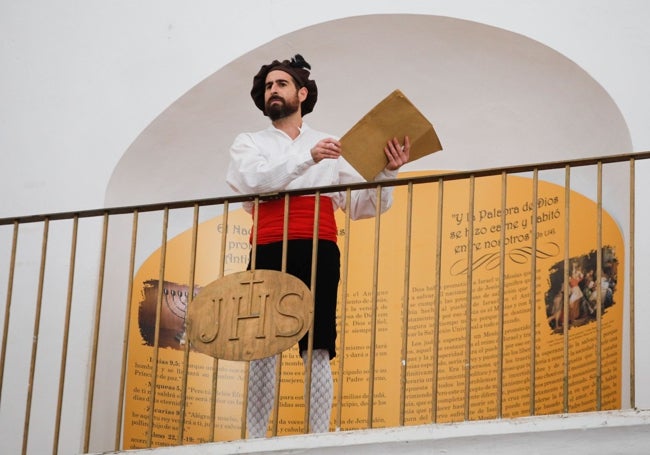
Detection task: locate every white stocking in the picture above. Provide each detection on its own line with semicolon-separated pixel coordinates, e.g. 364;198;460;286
246;355;277;438
301;349;333;433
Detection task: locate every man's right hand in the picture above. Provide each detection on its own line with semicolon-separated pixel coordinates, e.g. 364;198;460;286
311;138;341;163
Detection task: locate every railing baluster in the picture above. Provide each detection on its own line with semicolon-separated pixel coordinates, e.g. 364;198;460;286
629;158;636;409
115;210;139;450
596;162;603;410
464;176;475;420
497;173;507;418
83;213;109;452
529;169;539;416
178;204;200;445
399;182;414;426
562;166;571;414
336;188;352;431
303;192;322;433
431;178;444;423
53;216;79;455
22;218;49;455
208;201;229;442
242;197;261;440
0;220;19;400
146;208;169;447
271;195;291;436
209;348;221;441
367;186;382;428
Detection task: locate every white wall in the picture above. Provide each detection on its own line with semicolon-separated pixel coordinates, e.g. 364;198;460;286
2;1;650;217
1;1;649;453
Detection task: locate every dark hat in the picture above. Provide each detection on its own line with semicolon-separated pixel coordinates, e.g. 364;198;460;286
250;54;318;117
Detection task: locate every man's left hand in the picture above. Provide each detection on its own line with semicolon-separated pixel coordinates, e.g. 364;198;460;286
384;136;410;171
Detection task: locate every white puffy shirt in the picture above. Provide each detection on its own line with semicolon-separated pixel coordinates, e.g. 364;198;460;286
226;123;397;220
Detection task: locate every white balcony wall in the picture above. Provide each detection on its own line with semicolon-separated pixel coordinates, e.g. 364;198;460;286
1;2;649;454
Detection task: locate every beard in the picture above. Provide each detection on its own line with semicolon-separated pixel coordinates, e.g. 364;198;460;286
265;94;301;120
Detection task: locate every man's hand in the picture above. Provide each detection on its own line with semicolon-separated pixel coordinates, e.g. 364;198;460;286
384;136;410;171
311;138;341;163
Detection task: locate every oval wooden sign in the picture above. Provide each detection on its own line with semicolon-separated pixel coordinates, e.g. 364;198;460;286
186;269;314;361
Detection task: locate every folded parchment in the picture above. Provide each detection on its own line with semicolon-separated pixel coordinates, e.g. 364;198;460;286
340;89;442;181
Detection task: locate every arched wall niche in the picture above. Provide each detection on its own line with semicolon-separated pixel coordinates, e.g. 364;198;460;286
91;16;634;450
105;13;632;208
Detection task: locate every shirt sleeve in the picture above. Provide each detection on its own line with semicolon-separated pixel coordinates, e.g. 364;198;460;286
331;158;397;220
225;132;316;195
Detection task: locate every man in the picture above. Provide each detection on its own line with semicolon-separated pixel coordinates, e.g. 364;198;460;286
225;54;410;438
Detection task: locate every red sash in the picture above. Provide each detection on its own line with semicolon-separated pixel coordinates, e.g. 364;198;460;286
251;196;338;244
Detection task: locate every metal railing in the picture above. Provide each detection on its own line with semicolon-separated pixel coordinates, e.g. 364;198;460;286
0;151;647;454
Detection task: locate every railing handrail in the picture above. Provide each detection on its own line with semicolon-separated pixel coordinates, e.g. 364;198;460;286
2;150;648;226
1;149;646;453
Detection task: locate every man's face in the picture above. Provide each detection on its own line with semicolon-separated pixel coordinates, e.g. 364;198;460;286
264;69;304;120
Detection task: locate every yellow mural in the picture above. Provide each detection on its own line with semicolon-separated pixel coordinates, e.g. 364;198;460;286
123;173;623;448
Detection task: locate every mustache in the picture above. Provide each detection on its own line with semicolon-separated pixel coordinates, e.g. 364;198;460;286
268;95;284;103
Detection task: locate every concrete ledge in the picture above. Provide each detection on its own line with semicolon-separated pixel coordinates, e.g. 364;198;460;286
95;409;650;455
